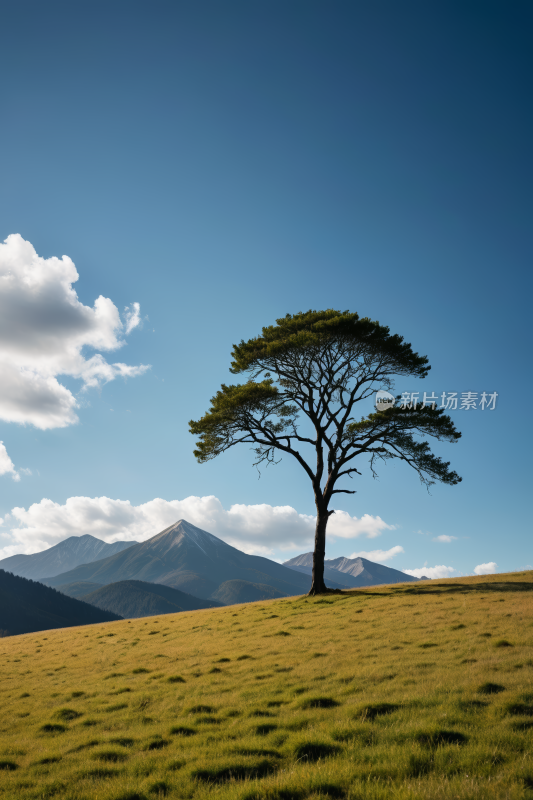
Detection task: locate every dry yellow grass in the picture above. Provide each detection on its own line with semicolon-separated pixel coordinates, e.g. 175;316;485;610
1;571;532;800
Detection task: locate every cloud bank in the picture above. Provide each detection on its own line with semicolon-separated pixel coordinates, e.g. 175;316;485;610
348;545;404;563
403;565;456;579
474;562;497;575
0;234;149;431
0;495;395;560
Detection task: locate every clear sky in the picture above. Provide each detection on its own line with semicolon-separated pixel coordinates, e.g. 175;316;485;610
0;1;531;577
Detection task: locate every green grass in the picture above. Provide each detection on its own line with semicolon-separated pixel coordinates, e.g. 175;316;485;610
0;571;533;799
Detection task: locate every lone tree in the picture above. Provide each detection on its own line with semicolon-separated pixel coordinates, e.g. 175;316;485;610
189;310;462;594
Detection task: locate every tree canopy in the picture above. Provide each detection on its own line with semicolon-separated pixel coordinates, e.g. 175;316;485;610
190;309;461;593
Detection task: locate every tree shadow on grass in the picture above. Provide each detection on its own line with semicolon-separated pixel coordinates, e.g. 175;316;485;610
328;580;533;604
393;581;533;596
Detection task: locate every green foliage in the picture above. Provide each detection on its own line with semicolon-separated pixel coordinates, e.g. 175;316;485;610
189;379;289;464
229;309;430;377
346;404;462;487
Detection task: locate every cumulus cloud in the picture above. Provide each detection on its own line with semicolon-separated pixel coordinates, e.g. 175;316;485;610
0;495;395;560
0;234;149;429
433;535;458;543
348;545;404;563
403;565;456;579
327;511;394;539
474;562;497;575
0;442;19;481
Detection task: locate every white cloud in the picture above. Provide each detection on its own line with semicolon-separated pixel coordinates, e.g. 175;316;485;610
403;565;456;579
474;562;497;575
0;441;31;482
124;302;141;334
0;234;149;430
348;545;404;563
327;511;395;539
0;495;395;560
433;535;458;543
0;442;19;481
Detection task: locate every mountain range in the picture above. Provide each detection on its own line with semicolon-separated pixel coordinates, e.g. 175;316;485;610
0;534;137;580
38;519;420;601
41;520;335;598
283;552;421;586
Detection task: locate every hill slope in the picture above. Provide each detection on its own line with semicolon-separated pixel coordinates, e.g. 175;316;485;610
0;569;122;636
42;520;349;597
0;570;531;800
210;579;285;605
0;534;137;580
78;580;222;618
284;551;420;586
55;581;104;599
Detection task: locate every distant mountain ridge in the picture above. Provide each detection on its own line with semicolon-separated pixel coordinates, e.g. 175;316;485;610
74;580;222;618
54;581;105;599
41;520;349;598
283;552;420;587
211;580;285;605
0;534;137;580
0;569;121;636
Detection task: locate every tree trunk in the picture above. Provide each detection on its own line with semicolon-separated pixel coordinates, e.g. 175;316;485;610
308;507;329;595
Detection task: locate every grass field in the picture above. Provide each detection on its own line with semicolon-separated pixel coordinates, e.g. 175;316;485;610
1;571;532;800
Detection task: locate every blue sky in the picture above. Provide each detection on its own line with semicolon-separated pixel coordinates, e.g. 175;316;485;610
0;1;531;577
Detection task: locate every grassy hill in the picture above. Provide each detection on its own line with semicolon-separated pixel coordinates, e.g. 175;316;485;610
0;571;532;800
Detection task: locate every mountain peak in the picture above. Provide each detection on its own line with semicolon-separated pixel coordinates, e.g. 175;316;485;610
131;519;230;564
149;519;225;551
0;534;138;580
